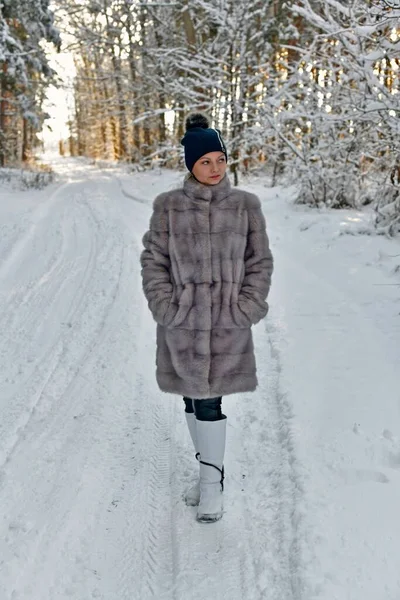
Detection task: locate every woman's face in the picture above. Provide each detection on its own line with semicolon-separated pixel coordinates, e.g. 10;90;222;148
192;151;227;185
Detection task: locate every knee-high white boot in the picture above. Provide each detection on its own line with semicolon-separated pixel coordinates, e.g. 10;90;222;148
196;417;226;523
184;412;201;506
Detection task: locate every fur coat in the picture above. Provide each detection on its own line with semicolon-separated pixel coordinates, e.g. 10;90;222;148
140;174;273;399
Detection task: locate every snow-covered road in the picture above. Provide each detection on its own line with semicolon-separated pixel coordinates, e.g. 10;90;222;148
0;159;399;600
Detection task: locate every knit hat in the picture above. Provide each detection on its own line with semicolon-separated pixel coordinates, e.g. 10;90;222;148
181;113;228;172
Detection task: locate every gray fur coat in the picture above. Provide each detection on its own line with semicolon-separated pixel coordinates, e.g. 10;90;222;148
140;174;273;399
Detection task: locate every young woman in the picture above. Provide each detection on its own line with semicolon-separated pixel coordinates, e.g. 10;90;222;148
140;114;274;523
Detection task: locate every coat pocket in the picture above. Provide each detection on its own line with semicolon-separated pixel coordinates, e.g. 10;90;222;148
232;302;252;328
163;298;179;327
168;285;194;328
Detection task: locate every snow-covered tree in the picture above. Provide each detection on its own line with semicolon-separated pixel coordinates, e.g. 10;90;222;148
61;0;400;233
280;0;400;231
0;0;60;165
65;0;293;172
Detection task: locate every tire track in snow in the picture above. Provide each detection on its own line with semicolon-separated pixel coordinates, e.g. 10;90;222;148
126;390;173;600
2;191;98;370
0;180;135;503
108;339;178;599
0;177;139;599
16;192;97;328
146;408;177;599
226;315;305;600
114;174;149;205
266;321;303;600
0;189;101;470
0;180;71;283
137;398;176;599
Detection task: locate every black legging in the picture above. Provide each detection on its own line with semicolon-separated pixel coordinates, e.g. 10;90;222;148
183;396;223;421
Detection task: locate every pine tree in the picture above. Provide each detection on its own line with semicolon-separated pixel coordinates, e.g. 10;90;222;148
0;0;60;165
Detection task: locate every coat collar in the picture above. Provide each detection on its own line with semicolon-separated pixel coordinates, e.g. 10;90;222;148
183;173;231;203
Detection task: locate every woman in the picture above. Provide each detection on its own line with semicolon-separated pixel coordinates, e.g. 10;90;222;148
140;114;274;523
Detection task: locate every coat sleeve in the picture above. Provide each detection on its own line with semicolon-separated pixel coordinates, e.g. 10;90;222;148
238;196;274;325
140;197;177;327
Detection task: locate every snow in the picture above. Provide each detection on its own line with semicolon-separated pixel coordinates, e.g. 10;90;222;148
0;157;400;600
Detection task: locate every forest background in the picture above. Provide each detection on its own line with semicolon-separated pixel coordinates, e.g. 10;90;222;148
0;0;399;234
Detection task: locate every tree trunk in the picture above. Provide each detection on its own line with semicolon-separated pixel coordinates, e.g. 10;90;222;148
154;27;166;144
0;63;8;167
105;8;129;160
22;118;29;162
125;4;141;160
181;2;196;50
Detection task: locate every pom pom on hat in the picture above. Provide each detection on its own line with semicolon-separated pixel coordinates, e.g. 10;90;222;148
185;113;210;130
181;113;228;172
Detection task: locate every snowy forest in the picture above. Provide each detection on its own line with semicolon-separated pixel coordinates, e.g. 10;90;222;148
1;0;400;233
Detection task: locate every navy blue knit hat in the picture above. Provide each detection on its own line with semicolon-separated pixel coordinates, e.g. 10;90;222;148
181;113;228;172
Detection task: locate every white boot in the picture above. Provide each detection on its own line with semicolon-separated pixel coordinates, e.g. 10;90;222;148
196;417;226;523
184;412;200;506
